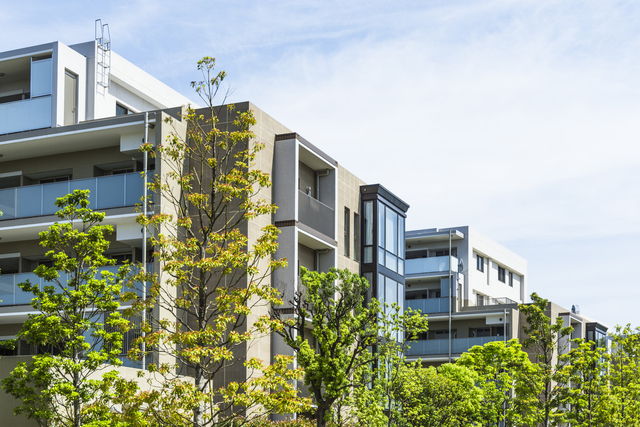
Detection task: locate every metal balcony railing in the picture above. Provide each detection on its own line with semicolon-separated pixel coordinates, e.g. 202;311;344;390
0;263;153;306
0;172;149;220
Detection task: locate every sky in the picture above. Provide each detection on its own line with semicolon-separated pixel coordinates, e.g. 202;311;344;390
1;0;639;329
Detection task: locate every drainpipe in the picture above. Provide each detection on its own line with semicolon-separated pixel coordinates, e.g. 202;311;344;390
503;308;507;343
448;229;452;363
315;169;330;201
141;112;150;369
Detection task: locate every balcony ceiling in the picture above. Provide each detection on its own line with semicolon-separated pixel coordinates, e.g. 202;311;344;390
0;57;30;84
406;229;465;244
0;212;138;243
0;115;151;162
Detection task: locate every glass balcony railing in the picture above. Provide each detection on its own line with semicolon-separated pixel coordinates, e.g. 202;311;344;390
298;191;334;238
0;172;149;220
0;263;153;306
405;256;457;276
0;95;52;135
406;336;504;356
406;297;451;314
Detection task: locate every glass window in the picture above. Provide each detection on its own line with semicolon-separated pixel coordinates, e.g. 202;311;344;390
476;255;484;272
364;247;372;263
354;213;360;262
385;207;398;255
385;252;397;273
377;274;385;302
398;216;405;259
509;272;514;287
378;201;385;248
386;277;398;313
364;201;373;246
498;267;506;282
378;247;385;267
116;103;129;116
344;207;350;257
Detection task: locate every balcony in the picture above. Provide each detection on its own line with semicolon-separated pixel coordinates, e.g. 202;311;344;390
406;256;457;276
0;172;148;220
406;336;505;356
406;297;451;314
298;191;334;238
0;264;153;306
0;96;52;135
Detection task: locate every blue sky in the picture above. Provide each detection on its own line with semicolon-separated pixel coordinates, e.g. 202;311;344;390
1;0;639;328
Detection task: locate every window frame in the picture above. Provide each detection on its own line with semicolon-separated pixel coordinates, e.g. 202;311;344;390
498;266;506;283
476;255;484;272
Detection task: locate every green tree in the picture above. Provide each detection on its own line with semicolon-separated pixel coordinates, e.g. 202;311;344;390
126;57;308;427
560;339;613;427
272;267;428;427
394;363;482;427
519;293;574;427
2;190;131;427
457;339;538;426
609;325;640;426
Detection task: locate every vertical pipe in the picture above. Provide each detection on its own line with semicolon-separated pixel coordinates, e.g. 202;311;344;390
448;229;452;363
141;112;148;369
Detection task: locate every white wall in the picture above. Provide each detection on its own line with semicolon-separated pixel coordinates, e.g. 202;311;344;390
53;42;87;126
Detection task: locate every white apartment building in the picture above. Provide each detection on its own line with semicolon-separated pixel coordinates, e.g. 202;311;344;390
404;226;527;364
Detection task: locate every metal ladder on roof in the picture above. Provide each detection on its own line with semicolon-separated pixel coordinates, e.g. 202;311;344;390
95;19;111;91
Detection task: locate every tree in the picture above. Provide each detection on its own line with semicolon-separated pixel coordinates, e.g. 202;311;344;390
456;339;538;426
394;363;482;427
609;325;640;426
2;190;131;427
519;293;574;427
272;267;428;427
560;339;613;427
126;57;308;427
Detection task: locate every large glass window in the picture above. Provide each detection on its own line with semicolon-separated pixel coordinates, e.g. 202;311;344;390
377;202;405;274
363;201;373;263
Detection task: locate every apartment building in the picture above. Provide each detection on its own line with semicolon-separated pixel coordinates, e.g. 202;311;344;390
0;39;409;424
404;226;527;364
404;226;609;364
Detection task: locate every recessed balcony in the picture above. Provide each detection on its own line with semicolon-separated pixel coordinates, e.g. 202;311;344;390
298;190;334;239
0;172;148;220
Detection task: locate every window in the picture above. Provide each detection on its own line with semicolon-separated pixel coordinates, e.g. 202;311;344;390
476;255;484;272
344;208;350;257
509;271;514;287
363;201;373;263
353;213;360;261
498;266;506;282
116;103;130;116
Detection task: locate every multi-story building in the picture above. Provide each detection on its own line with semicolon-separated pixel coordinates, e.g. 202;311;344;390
0;39;409;425
404;226;527;364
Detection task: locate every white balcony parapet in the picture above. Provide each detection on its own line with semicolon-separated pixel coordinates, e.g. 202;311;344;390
0;96;52;135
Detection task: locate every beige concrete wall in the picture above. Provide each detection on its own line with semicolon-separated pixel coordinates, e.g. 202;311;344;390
337;166;365;275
